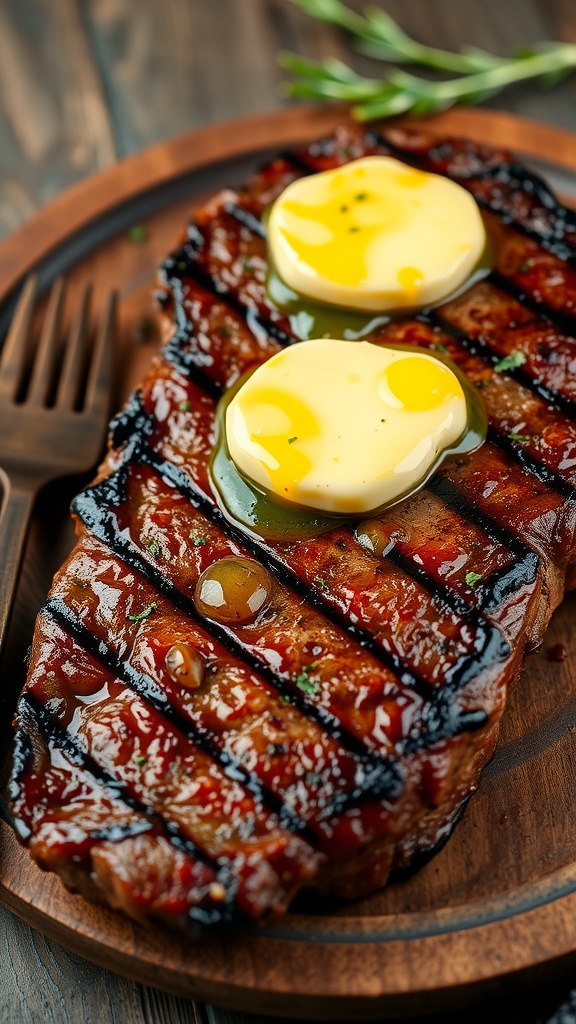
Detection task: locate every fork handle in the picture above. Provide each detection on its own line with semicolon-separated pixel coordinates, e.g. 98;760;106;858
0;473;36;662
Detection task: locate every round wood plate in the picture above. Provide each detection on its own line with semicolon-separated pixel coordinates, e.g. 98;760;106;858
1;106;576;1020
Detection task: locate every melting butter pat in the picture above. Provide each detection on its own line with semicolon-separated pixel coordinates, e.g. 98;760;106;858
225;339;467;515
267;156;485;312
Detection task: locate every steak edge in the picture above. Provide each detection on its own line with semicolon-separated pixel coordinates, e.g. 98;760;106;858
9;121;576;934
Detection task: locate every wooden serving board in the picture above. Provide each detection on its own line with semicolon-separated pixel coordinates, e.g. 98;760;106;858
1;107;576;1021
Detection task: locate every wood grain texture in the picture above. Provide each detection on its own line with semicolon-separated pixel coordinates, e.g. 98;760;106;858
0;0;116;240
0;3;576;1023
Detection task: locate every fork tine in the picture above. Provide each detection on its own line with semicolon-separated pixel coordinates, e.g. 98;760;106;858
0;275;38;398
56;283;92;408
83;290;117;415
27;276;65;406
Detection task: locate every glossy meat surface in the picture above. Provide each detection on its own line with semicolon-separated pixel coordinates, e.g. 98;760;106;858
10;122;576;933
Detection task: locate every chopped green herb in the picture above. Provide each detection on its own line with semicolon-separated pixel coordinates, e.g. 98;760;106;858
281;694;292;704
72;575;89;588
192;536;209;547
127;224;149;244
476;379;489;389
314;575;329;589
177;260;187;271
127;602;158;623
433;342;448;353
508;431;532;443
494;350;527;373
465;571;483;588
340;204;349;213
178;400;191;412
306;772;323;786
145;537;161;559
241;256;255;273
343;145;354;157
288;435;298;444
135;755;147;766
355;192;368;201
296;676;318;696
295;663;319;696
519;261;531;272
217;325;232;338
348;225;360;233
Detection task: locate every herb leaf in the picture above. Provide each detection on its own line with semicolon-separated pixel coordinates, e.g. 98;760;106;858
145;538;161;559
465;571;483;588
127;602;158;622
281;2;576;121
295;663;319;695
127;224;149;244
494;351;527;373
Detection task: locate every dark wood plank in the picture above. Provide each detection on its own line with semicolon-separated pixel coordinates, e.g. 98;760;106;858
0;904;198;1024
0;0;116;240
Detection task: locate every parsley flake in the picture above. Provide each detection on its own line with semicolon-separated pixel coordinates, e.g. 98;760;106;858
145;538;161;559
135;755;147;766
288;435;298;444
465;571;483;588
519;261;530;272
494;351;526;373
508;431;532;443
127;602;158;623
241;256;255;273
217;325;232;338
355;192;368;201
314;575;329;589
178;400;191;412
349;225;360;233
193;536;209;547
127;224;149;244
433;342;448;353
295;664;319;696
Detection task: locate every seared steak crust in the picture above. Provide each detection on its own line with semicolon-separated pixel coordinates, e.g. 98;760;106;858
10;122;576;933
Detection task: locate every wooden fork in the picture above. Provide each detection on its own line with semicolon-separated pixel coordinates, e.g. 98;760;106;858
0;275;116;660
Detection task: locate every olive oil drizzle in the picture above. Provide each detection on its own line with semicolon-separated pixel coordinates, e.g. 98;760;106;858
209;343;488;544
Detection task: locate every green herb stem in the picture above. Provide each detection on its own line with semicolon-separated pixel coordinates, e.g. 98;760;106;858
281;1;576;121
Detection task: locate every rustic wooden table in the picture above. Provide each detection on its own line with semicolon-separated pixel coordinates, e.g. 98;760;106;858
1;1;575;1022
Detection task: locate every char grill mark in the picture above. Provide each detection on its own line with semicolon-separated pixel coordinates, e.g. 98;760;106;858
158;196;575;606
366;128;576;264
73;415;499;750
71;470;412;772
13;690;320;929
107;360;509;704
12;123;576;933
12;700;235;931
28;606;399;847
177;176;576;460
376;318;576;498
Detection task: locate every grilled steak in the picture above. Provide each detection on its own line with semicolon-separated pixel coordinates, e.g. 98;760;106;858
9;122;576;934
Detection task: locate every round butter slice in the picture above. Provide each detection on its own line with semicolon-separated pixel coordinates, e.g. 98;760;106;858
225;339;467;515
267;156;485;312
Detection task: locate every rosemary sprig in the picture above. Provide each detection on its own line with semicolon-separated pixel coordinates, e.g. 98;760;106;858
281;0;576;121
288;0;503;73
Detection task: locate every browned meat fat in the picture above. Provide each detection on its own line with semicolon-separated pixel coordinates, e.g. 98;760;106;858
10;122;576;933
